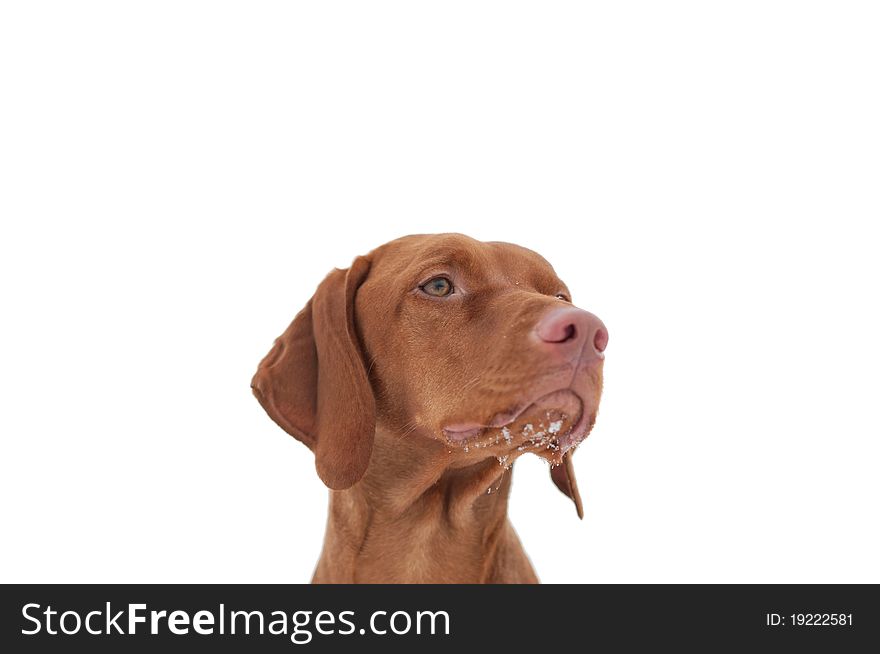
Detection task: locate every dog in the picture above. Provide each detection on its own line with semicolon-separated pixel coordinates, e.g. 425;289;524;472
252;233;607;583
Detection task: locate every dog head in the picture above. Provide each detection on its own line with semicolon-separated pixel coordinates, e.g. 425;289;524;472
252;233;607;517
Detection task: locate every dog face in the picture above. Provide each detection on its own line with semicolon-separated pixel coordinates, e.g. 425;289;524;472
356;234;606;460
252;233;607;514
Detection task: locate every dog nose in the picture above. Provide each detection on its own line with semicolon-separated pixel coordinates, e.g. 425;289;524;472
535;306;608;359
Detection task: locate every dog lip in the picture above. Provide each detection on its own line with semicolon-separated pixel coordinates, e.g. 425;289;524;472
489;389;583;430
443;388;588;442
558;407;595;452
442;424;485;441
442;398;548;440
487;403;531;428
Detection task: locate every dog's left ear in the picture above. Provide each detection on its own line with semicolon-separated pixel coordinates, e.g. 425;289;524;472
251;256;375;490
551;452;584;519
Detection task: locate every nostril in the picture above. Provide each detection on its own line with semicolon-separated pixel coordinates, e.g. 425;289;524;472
593;327;608;353
538;319;578;344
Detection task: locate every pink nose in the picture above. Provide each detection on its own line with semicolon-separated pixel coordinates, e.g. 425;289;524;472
535;306;608;359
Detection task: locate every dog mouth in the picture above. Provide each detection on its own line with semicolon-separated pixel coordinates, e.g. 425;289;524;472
442;389;595;458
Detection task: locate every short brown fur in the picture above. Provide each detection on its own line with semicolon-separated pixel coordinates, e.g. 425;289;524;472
252;233;605;583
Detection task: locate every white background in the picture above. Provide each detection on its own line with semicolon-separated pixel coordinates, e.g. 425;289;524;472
2;2;878;583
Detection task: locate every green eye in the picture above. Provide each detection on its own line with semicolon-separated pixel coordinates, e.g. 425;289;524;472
422;277;454;297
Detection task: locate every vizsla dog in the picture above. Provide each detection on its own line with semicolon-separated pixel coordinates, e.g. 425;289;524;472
252;233;607;583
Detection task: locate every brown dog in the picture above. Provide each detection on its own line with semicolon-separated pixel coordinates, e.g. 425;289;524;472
252;233;607;583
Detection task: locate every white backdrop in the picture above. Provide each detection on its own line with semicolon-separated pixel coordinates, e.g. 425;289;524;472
2;2;878;583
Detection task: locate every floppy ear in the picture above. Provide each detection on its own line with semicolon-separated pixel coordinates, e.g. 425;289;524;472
251;256;375;490
551;451;584;519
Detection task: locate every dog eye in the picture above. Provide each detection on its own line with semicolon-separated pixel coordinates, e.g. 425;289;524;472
555;293;570;302
421;277;454;297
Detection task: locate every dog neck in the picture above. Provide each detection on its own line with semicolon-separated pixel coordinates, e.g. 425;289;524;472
312;426;538;583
